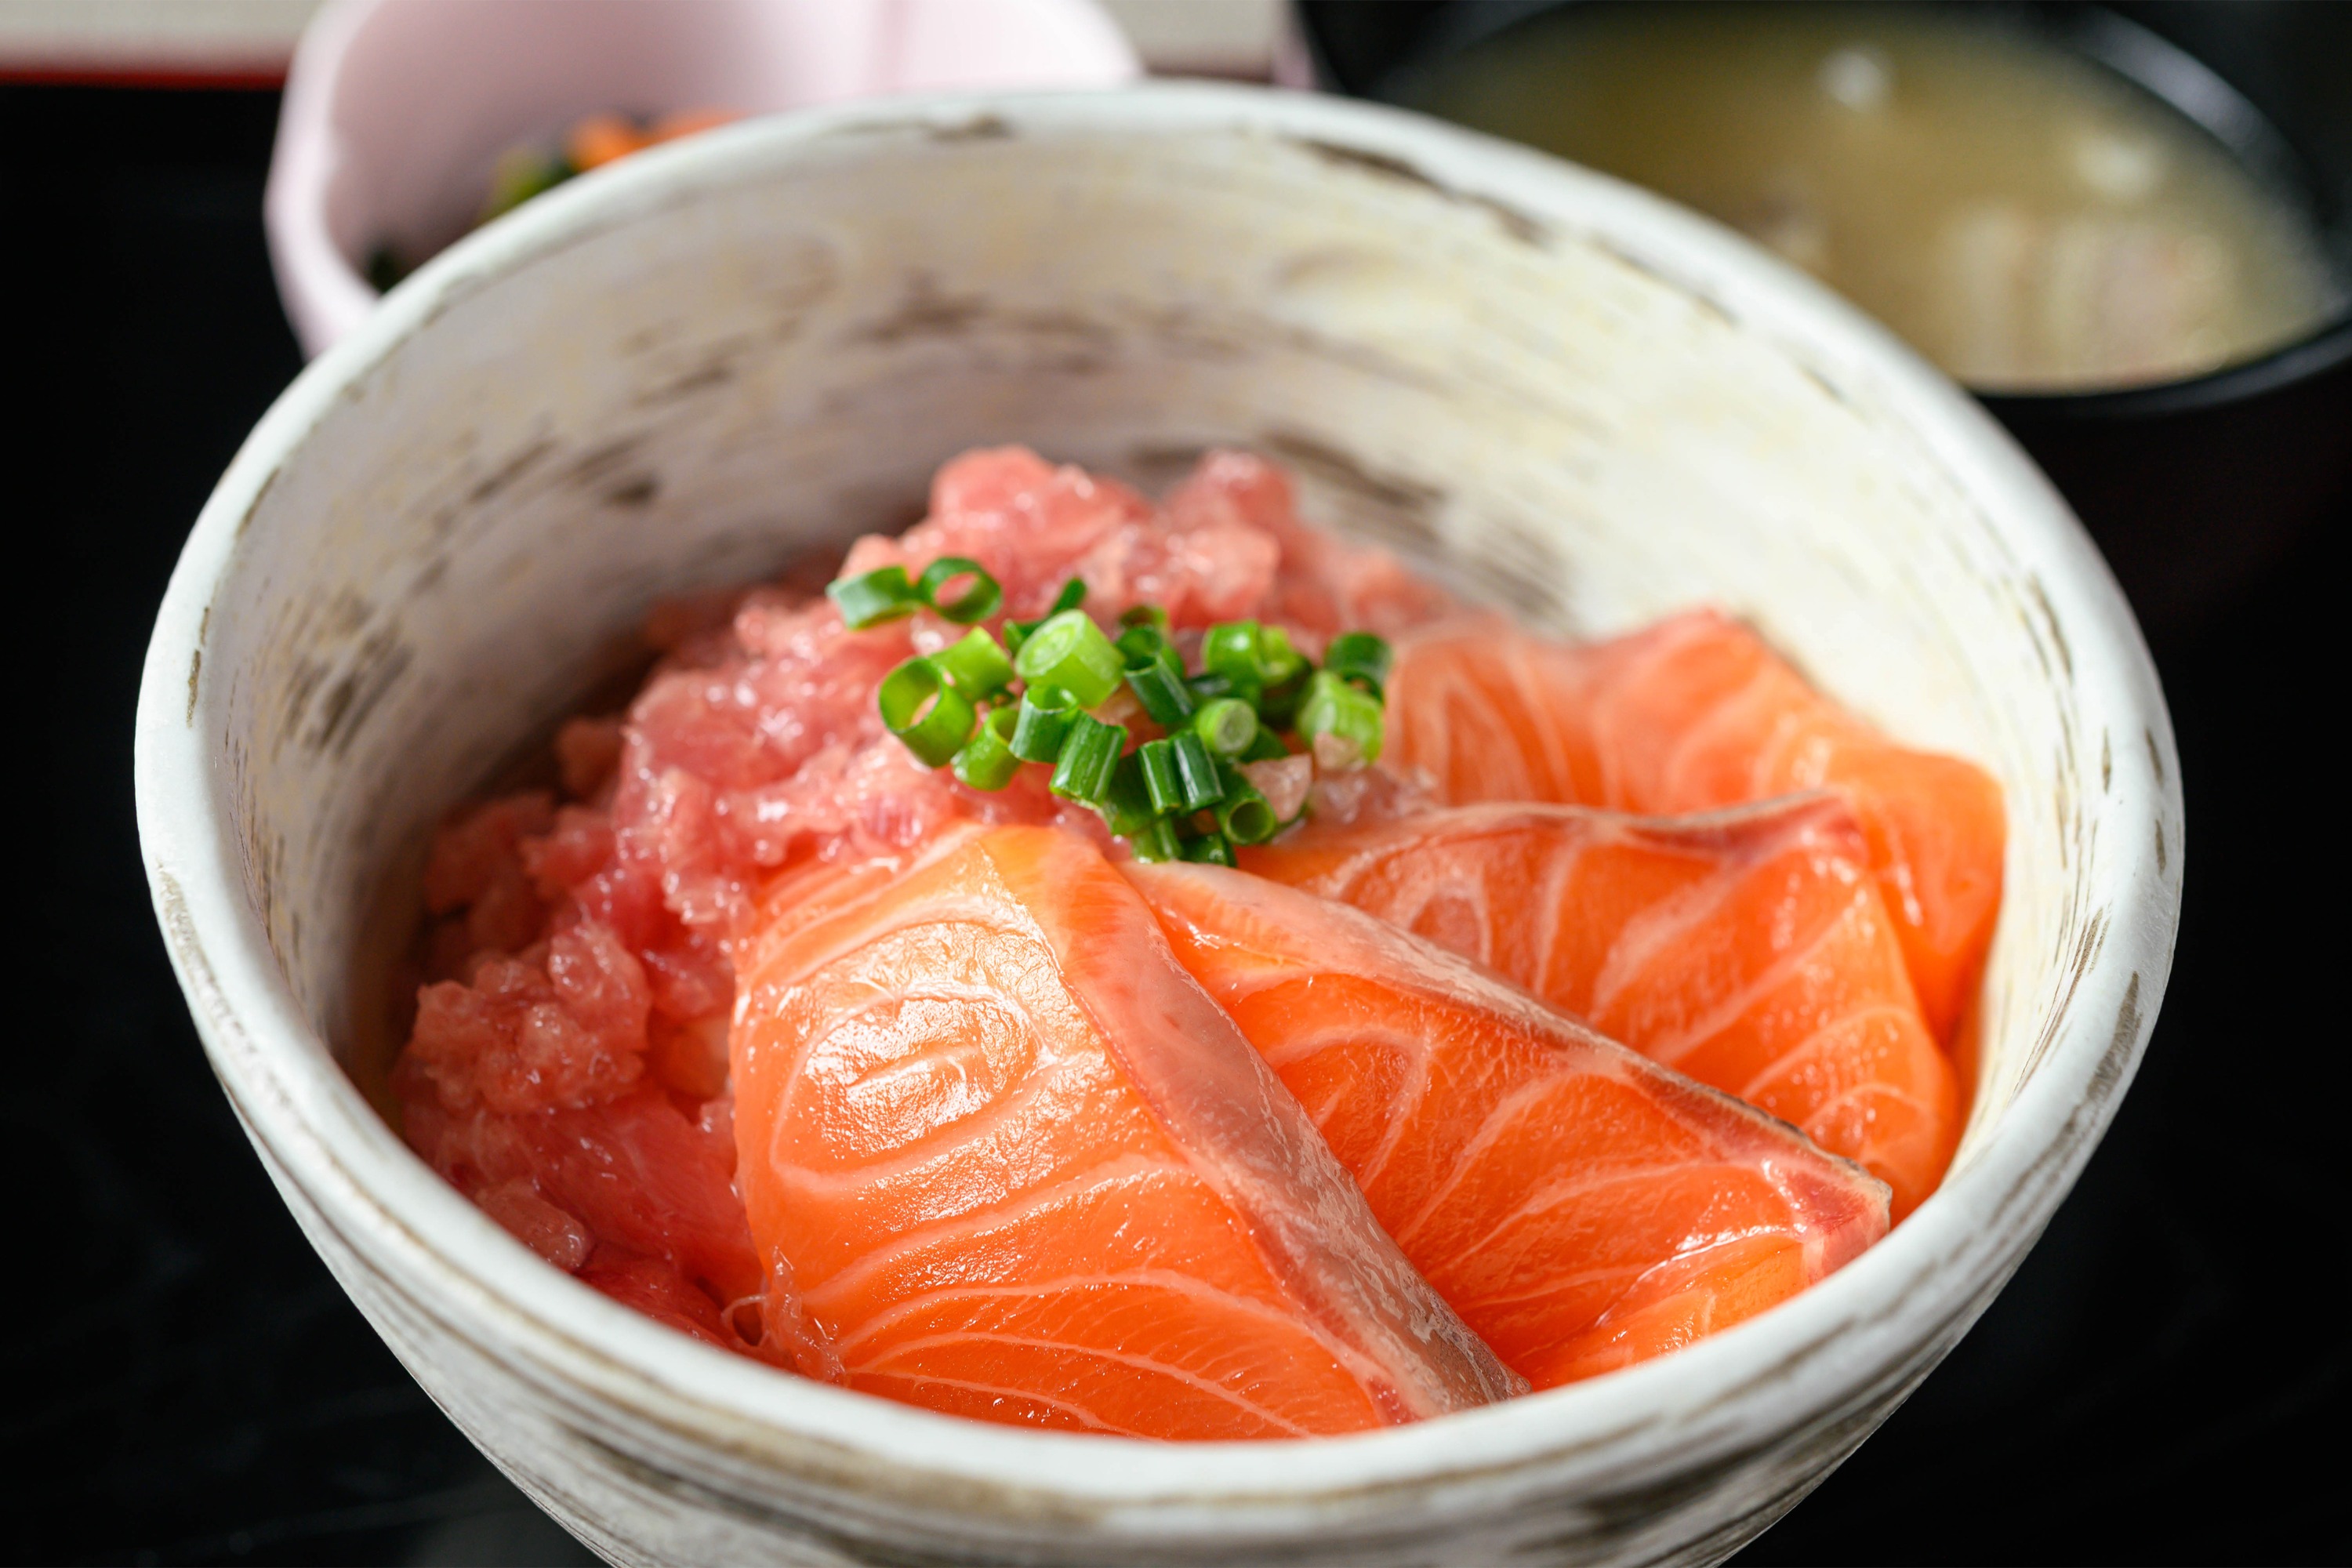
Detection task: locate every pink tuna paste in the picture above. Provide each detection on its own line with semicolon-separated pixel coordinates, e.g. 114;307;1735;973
391;447;1452;1361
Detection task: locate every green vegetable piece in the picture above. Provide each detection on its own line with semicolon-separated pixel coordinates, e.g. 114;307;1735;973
1181;829;1236;867
1050;577;1088;614
1014;609;1125;709
1202;621;1264;690
1187;670;1248;706
1192;697;1258;758
916;557;1002;624
933;627;1014;699
952;706;1021;791
1138;738;1185;815
1240;727;1291;763
1296;668;1385;768
1215;770;1279;845
483;147;575;221
1119;604;1171;632
1102;751;1158;838
1323;631;1392;697
1258;624;1307;685
1124;657;1196;728
1171;731;1223;812
827;565;921;630
1010;685;1078;763
1127;816;1183;863
1050;713;1127;805
877;657;976;767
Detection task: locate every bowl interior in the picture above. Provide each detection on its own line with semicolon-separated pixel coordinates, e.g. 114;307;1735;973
158;89;2178;1508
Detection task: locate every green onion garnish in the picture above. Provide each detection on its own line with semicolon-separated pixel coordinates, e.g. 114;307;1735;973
1323;631;1392;697
1014;609;1125;709
1258;625;1307;685
916;557;1003;624
870;582;1390;859
1181;829;1236;866
878;657;977;766
1215;769;1279;845
1186;670;1242;704
953;706;1021;791
1138;738;1185;815
829;565;921;630
1192;698;1258;758
1010;685;1078;762
1010;578;1087;651
1171;731;1222;813
1203;621;1268;693
1125;656;1196;728
1240;728;1290;763
1050;713;1127;805
1102;751;1158;838
1127;815;1183;863
933;627;1014;699
1296;668;1384;768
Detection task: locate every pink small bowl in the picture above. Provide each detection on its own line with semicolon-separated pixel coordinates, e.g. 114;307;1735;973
265;0;1140;356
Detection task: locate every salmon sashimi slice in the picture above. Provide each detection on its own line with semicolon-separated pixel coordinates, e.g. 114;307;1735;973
1386;609;2005;1040
1241;796;1961;1218
729;825;1523;1439
1125;862;1890;1389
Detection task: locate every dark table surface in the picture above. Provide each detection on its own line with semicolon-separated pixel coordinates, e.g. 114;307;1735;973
5;83;2343;1568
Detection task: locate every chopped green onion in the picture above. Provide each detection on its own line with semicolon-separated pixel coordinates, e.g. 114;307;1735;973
828;565;920;630
915;557;1002;623
953;706;1020;791
1171;731;1223;813
933;627;1014;699
1241;728;1291;763
1204;620;1308;715
1115;620;1181;673
1014;610;1124;709
1215;768;1278;845
1203;621;1265;691
1187;670;1247;706
1181;830;1236;867
1102;752;1157;838
1138;738;1185;815
1258;625;1307;685
1050;577;1088;614
1323;631;1392;697
1192;698;1258;758
1124;657;1196;728
1050;713;1127;805
877;657;976;766
1127;816;1182;863
1010;685;1078;763
1119;604;1170;633
1296;669;1385;768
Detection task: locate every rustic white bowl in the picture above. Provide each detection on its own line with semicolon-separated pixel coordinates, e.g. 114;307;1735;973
138;85;2182;1566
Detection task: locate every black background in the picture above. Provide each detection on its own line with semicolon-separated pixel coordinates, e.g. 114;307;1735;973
5;85;2343;1567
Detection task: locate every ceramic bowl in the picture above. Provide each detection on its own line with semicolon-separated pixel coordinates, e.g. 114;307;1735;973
265;0;1139;356
140;85;2182;1566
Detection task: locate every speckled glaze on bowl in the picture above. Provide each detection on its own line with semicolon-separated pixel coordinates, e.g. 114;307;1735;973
136;85;2182;1567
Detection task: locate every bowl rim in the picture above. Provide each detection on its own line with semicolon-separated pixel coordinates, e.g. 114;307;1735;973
141;81;2183;1522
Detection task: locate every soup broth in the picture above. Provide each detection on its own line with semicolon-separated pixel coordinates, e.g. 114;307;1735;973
1404;3;2342;390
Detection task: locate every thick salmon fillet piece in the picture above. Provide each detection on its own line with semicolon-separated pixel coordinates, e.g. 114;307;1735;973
729;826;1523;1439
1126;862;1890;1389
1387;609;2005;1040
1241;797;1960;1218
